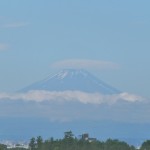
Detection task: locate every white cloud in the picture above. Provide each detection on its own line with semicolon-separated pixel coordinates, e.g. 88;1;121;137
0;90;143;104
0;43;8;51
0;91;148;123
4;22;29;28
51;59;119;70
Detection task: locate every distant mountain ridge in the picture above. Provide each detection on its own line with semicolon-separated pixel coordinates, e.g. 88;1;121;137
20;69;120;94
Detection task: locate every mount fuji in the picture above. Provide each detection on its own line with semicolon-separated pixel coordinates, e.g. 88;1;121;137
21;69;120;94
0;69;148;146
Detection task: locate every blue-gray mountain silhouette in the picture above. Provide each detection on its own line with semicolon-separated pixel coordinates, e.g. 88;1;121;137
21;69;120;94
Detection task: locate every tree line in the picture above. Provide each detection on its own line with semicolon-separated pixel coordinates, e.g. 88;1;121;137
0;131;150;150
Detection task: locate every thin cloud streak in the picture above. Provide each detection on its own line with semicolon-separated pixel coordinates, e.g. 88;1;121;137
4;22;29;28
0;90;143;104
51;59;120;70
0;43;8;51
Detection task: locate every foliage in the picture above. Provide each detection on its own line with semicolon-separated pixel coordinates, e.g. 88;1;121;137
29;137;36;150
0;144;7;150
2;131;150;150
36;136;43;150
28;131;136;150
140;140;150;150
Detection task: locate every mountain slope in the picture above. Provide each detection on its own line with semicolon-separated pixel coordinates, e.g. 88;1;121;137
21;69;120;94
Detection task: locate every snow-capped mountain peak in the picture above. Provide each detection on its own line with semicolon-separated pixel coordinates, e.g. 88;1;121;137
20;69;120;94
47;69;90;80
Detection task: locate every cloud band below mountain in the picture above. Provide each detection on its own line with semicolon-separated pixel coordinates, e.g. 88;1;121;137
0;90;143;104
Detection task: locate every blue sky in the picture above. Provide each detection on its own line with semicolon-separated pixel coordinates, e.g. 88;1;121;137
0;0;150;98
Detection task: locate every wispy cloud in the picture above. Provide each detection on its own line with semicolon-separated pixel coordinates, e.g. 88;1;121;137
4;22;29;28
0;43;8;51
51;59;119;70
0;90;143;104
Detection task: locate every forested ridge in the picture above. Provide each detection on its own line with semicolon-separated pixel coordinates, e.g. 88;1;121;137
0;131;150;150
